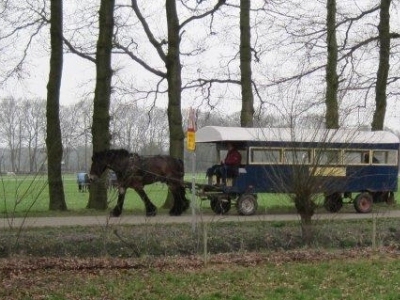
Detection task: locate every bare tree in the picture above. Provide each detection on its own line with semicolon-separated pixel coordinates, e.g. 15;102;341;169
165;0;185;159
371;0;392;130
109;100;169;154
325;0;339;129
117;0;225;159
21;99;46;173
87;0;115;210
60;99;93;171
46;0;67;211
0;97;22;172
239;0;254;127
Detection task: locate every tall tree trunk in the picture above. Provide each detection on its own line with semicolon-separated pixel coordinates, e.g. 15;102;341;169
46;0;67;211
325;0;339;129
165;0;184;160
87;0;115;210
162;0;185;209
371;0;391;131
239;0;254;127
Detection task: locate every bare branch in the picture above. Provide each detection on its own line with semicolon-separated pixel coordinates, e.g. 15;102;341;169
1;21;45;83
130;0;166;62
180;0;226;29
184;77;241;90
63;37;96;63
114;41;166;78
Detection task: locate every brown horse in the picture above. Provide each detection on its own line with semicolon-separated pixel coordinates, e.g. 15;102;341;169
89;149;190;216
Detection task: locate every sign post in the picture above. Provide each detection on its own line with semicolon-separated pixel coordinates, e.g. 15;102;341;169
186;108;197;231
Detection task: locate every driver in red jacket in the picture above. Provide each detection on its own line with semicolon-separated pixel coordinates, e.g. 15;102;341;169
207;142;242;185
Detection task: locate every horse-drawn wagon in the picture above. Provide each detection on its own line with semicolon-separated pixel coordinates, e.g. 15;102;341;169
88;126;398;217
194;126;399;216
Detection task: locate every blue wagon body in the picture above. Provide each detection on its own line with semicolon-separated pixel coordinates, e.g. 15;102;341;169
196;126;399;215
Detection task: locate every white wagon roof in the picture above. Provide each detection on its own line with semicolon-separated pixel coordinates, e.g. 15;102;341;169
195;126;400;145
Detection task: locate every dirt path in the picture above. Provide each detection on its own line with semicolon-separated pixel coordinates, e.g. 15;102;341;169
2;209;400;229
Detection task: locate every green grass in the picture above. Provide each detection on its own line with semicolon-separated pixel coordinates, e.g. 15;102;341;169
2;255;400;299
0;173;296;216
0;173;170;216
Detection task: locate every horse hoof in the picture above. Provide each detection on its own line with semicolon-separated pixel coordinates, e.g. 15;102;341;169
169;210;182;216
146;208;157;217
110;210;122;217
146;210;157;217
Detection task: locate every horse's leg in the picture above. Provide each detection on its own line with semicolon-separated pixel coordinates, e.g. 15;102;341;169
180;186;190;211
111;187;126;217
168;184;190;216
134;188;157;217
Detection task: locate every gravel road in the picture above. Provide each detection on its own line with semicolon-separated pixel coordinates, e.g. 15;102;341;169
2;209;400;229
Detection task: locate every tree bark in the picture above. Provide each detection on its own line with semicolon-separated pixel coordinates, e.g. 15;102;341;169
325;0;339;129
46;0;67;211
239;0;254;127
371;0;391;131
165;0;184;160
87;0;115;210
161;0;185;209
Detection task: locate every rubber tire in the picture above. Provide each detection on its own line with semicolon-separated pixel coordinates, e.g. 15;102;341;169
210;195;231;215
324;193;343;213
236;194;258;216
354;192;373;213
376;191;395;205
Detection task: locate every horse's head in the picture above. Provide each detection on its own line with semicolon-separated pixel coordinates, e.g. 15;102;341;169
89;151;108;181
89;149;131;181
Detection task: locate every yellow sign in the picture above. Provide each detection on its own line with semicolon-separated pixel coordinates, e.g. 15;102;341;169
187;130;196;151
186;107;196;151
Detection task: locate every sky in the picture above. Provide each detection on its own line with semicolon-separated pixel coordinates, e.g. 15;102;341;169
5;54;95;105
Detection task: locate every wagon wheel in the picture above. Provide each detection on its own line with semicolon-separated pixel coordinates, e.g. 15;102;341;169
323;193;343;213
236;194;258;216
354;192;373;213
210;195;231;215
376;191;395;205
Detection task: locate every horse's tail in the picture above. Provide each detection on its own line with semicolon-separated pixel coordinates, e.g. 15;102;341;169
177;158;185;179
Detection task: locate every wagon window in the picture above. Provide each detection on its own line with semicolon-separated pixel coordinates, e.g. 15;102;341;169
284;149;312;164
372;150;398;165
250;148;281;164
343;150;365;165
315;149;340;165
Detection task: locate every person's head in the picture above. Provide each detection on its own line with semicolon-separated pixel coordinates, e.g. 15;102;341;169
227;142;235;150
